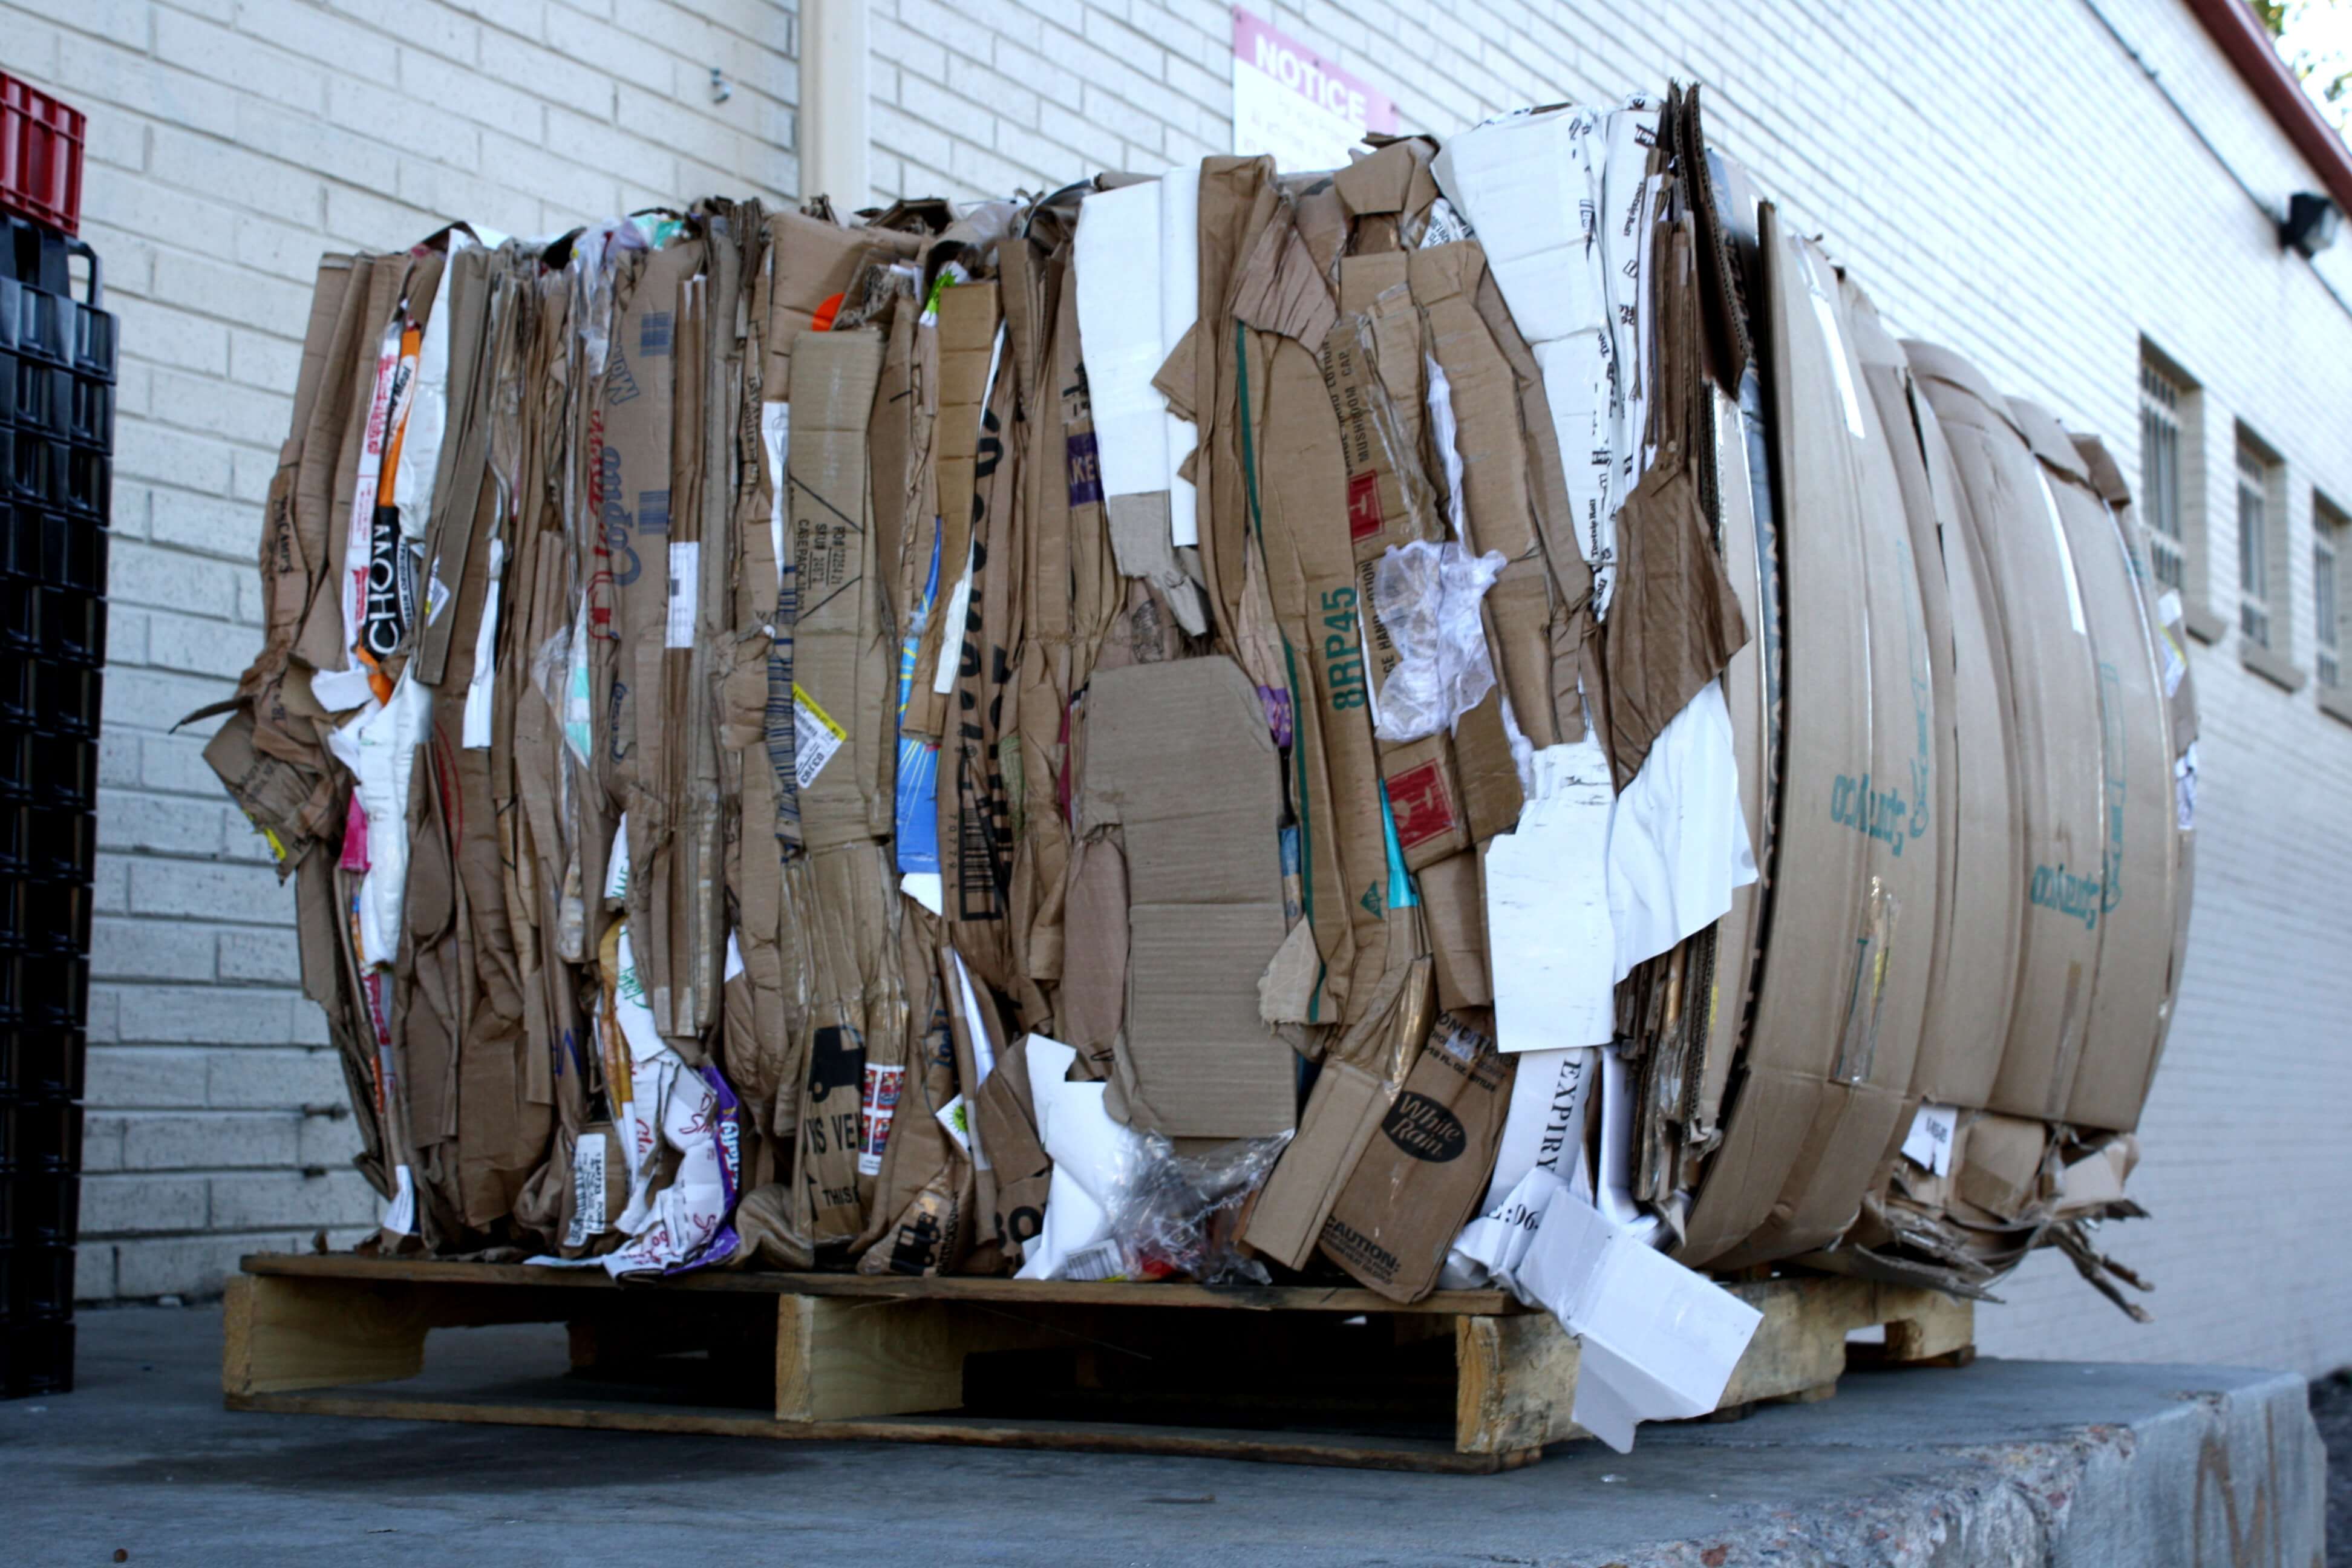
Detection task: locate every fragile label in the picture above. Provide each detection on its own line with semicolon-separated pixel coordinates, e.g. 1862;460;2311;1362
1346;470;1383;540
564;1131;609;1247
665;540;699;647
792;682;846;789
1900;1102;1958;1178
1385;758;1459;850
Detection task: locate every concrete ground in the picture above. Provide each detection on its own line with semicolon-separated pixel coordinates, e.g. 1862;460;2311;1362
0;1303;2326;1567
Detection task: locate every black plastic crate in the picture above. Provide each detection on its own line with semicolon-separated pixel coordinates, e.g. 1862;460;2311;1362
2;1315;76;1397
3;1094;80;1171
0;584;105;666
0;1028;82;1099
0;728;87;808
2;1170;76;1246
7;1241;72;1319
5;506;106;593
0;806;94;881
3;217;108;392
0;654;100;736
0;878;90;956
0;954;88;1029
7;428;64;506
11;359;65;436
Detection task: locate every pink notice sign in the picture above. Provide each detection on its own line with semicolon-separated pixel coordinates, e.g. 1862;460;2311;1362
1230;7;1399;172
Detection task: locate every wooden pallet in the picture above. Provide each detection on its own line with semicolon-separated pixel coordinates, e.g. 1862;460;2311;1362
221;1253;1973;1472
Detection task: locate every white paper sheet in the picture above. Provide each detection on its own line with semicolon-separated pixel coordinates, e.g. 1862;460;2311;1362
1509;1178;1762;1452
1486;739;1618;1052
1160;169;1201;548
1074;181;1168;501
1606;682;1757;981
325;673;434;970
1901;1102;1959;1177
462;535;505;749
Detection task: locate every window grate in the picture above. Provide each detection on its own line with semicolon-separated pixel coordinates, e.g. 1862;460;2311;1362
2320;503;2345;689
2238;443;2271;648
2139;361;2186;592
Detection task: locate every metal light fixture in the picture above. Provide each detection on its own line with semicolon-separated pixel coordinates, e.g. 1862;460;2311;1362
2281;191;2341;257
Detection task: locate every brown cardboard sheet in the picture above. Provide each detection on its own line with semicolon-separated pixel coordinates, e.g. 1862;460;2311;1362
1080;656;1294;1137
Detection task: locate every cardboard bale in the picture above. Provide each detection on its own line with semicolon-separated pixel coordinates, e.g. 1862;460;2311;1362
1907;340;2108;1126
2010;397;2176;1134
1849;290;2020;1114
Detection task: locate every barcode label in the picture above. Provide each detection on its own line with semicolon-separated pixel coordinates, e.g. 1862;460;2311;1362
665;541;698;647
1061;1241;1123;1282
639;311;673;356
639;488;671;535
564;1132;608;1247
792;682;846;788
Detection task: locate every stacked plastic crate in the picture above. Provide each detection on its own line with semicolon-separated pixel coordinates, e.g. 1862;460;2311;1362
0;76;105;1400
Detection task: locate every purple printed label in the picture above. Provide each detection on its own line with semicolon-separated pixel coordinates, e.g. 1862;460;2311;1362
1258;685;1295;749
1067;431;1104;508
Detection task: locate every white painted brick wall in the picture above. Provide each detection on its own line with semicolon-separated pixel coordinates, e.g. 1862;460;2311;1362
13;0;2352;1376
2;0;800;1305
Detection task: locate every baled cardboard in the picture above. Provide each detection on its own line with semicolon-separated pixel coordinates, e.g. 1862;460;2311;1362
2011;397;2175;1134
2073;431;2196;1104
1851;293;2020;1113
1080;656;1293;1137
1907;341;2106;1125
1681;219;1918;1270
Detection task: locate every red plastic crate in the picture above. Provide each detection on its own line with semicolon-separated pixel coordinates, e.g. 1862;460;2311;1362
0;75;84;237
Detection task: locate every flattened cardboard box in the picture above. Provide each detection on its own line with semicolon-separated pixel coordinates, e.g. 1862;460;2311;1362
1319;1008;1512;1302
1081;655;1294;1138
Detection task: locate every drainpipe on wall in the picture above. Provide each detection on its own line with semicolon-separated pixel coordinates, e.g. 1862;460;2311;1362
799;0;871;211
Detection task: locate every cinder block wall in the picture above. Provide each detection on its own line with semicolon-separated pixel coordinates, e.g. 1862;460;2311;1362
11;0;2351;1377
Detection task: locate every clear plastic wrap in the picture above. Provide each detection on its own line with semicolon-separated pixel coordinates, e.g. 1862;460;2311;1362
1370;540;1508;742
1101;1131;1292;1285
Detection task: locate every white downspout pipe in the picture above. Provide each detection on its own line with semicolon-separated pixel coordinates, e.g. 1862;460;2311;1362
800;0;871;211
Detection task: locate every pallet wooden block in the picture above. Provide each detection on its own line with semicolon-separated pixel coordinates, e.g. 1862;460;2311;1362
222;1253;1974;1473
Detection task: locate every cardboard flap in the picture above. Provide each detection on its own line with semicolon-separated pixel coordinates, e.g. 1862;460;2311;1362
1230;209;1338;347
2007;396;2092;484
1332;136;1439;222
1898;338;2022;439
